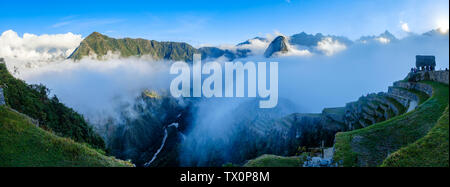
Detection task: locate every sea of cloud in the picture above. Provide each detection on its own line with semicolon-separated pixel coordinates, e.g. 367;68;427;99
1;29;448;117
1;30;448;166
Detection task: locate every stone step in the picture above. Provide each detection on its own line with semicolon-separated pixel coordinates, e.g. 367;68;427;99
374;95;401;116
393;81;433;97
388;86;420;102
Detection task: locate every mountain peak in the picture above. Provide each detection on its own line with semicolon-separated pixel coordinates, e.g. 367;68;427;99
85;32;108;40
88;31;103;37
264;36;288;58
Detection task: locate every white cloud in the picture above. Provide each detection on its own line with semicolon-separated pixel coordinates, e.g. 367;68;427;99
0;30;82;69
316;37;347;56
375;37;390;44
436;17;449;34
401;22;410;32
18;57;172;125
236;38;270;55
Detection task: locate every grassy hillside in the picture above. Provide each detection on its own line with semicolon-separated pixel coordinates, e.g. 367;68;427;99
0;63;104;149
381;106;449;167
244;154;306;167
0;106;132;167
334;81;449;167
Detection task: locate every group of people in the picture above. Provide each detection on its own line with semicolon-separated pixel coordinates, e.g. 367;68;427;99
410;67;419;73
410;66;435;73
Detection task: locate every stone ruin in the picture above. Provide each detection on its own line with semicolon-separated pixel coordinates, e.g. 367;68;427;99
416;55;436;71
407;55;449;84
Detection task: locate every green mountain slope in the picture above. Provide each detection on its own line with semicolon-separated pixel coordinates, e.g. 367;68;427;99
381;106;448;167
244;76;448;167
69;32;197;61
0;63;104;149
244;154;306;167
334;81;449;167
0;106;132;167
68;32;249;62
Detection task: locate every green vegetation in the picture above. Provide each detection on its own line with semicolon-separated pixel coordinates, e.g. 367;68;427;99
69;32;197;62
395;86;429;104
0;63;104;149
69;32;249;62
384;96;407;114
244;154;306;167
0;106;132;167
381;106;449;167
323;107;345;115
334;81;449;167
143;90;161;99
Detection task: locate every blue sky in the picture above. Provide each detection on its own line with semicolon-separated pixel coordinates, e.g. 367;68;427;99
1;0;448;46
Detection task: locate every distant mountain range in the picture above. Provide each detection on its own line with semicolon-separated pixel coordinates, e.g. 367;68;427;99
68;32;249;62
68;30;446;61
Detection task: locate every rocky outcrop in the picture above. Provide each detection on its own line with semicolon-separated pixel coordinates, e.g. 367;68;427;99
406;70;449;85
264;36;289;58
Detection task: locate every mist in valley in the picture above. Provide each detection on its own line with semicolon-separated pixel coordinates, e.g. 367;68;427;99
1;29;448;166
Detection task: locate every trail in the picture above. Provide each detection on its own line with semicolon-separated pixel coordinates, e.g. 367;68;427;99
407;100;418;112
143;123;178;167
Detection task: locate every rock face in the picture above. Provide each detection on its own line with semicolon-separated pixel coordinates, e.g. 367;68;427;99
103;91;188;167
264;36;289;58
0;87;5;106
